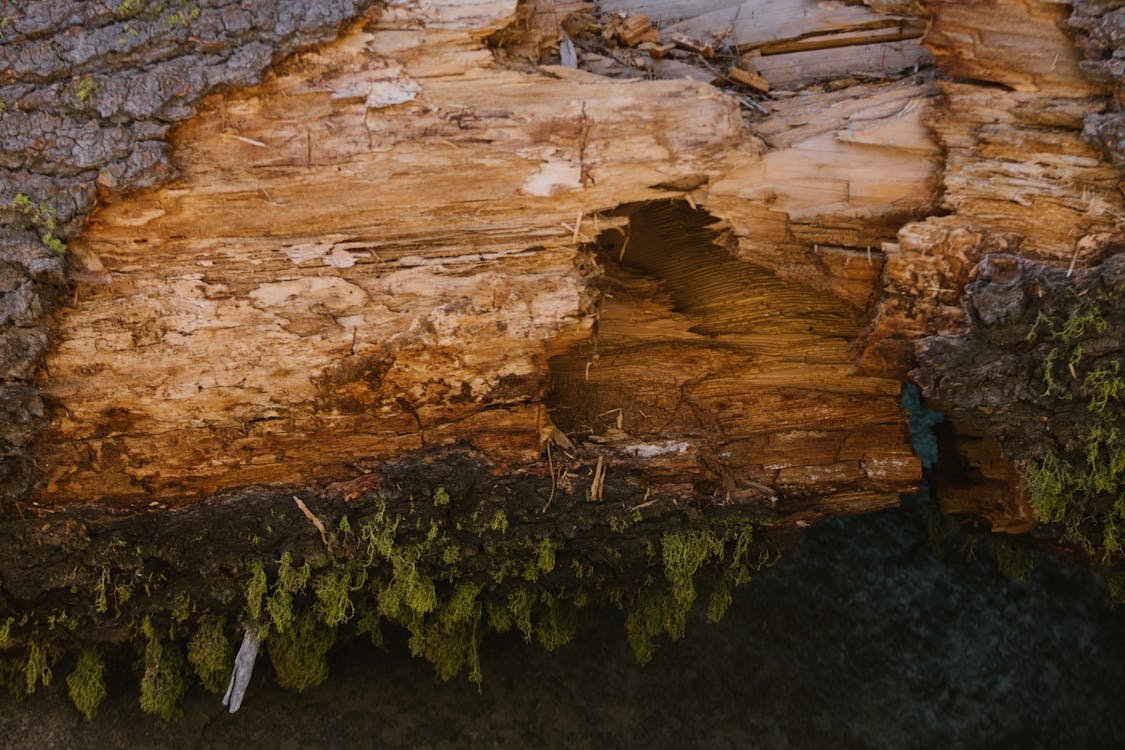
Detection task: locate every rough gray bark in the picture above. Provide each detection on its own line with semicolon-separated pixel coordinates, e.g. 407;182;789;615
1;0;377;501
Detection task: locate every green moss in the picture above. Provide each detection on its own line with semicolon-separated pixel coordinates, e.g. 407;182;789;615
433;487;451;506
993;540;1038;584
315;569;363;627
23;640;52;695
267;609;334;692
536;594;576;651
623;586;668;665
485;600;513;633
1023;292;1125;558
266;553;311;632
507;588;534;643
355;607;384;647
376;546;438;621
139;618;187;721
418;582;484;685
186;616;232;694
8;194;66;254
1104;572;1125;605
705;579;733;623
67;650;107;721
0;617;12;648
662;529;722;614
439;582;481;631
522;538;556;582
485;510;509;534
246;561;267;622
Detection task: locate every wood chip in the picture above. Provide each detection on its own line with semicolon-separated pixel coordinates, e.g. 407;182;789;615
611;13;661;47
669;33;713;59
728;66;771;93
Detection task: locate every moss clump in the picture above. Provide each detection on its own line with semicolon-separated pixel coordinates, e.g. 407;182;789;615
624;586;671;665
705;580;733;623
139;618;188;721
536;594;576;652
622;522;766;663
485;509;509;534
187;616;233;694
507;588;534;643
663;529;723;617
433;487;451;506
246;561;268;622
315;569;364;627
8;194;66;254
1023;293;1125;558
23;640;53;695
423;582;483;685
67;650;107;721
267;609;334;692
265;552;311;634
522;538;557;582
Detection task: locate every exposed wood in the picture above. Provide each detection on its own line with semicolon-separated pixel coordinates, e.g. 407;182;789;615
860;0;1125;377
0;0;1120;715
727;66;770;93
27;0;941;516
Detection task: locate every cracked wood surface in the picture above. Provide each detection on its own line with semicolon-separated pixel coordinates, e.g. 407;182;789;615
31;0;934;509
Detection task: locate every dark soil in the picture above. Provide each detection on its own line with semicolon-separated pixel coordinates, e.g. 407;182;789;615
4;492;1123;749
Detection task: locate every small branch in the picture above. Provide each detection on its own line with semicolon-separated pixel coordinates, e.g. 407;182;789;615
222;627;260;714
293;496;329;548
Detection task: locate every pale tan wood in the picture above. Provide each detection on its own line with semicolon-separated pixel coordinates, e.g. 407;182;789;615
33;0;934;508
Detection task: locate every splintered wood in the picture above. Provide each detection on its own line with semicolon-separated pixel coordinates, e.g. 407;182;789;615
549;202;921;509
34;0;930;510
590;0;931;90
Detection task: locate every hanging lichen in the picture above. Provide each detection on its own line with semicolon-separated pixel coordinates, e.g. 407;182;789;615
139;617;188;721
267;609;335;692
66;650;107;721
187;615;233;694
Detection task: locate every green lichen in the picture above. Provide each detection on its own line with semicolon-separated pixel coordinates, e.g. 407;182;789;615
433;487;451;507
267;609;334;692
246;561;268;622
507;588;534;643
522;538;556;582
0;617;13;648
536;594;576;651
662;529;723;616
139;617;187;721
1023;293;1125;558
314;568;363;627
66;650;107;721
266;552;311;634
23;640;52;695
486;509;509;534
74;75;100;104
8;194;66;254
187;616;233;694
705;579;733;623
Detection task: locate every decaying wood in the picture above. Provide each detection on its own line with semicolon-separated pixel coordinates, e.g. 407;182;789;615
0;0;1121;677
34;0;938;515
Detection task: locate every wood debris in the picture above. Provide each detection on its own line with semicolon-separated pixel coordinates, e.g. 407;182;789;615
728;66;771;93
669;33;714;59
606;12;661;47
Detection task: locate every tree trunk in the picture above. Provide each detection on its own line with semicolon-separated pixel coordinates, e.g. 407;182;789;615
0;0;1121;717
